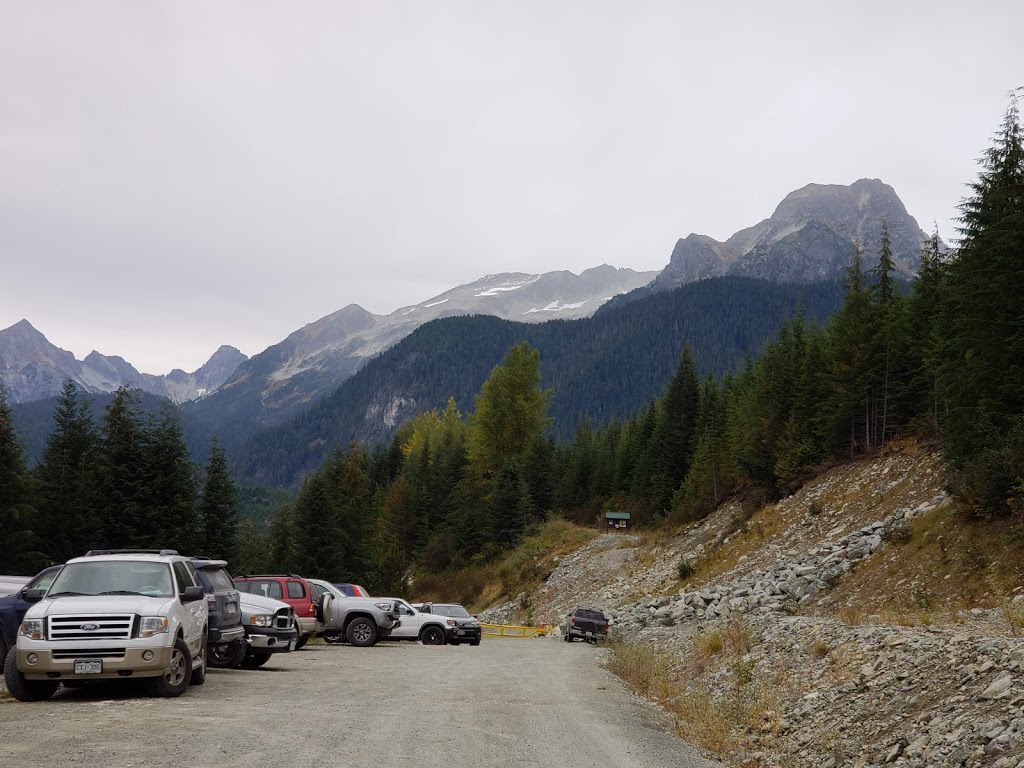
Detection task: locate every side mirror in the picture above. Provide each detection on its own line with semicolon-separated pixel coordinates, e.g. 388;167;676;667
23;588;46;604
181;585;205;604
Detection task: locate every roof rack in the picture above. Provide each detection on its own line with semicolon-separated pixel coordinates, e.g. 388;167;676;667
234;573;303;579
84;549;180;557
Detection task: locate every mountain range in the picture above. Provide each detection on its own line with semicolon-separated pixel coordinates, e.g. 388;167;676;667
0;319;247;405
4;177;936;481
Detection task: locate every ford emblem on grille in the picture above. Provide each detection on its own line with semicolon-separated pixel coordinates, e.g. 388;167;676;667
81;623;100;631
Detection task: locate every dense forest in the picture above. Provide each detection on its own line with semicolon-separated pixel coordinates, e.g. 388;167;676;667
2;97;1021;599
231;277;845;486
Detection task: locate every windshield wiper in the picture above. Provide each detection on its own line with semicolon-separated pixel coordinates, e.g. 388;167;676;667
47;591;90;597
99;590;150;596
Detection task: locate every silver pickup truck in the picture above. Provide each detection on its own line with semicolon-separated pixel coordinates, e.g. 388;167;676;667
307;579;400;647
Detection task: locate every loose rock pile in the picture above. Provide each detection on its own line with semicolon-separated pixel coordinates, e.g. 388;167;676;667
734;615;1024;767
612;496;946;630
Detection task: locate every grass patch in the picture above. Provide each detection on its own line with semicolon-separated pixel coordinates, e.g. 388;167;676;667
813;506;1024;628
606;636;785;757
413;518;598;612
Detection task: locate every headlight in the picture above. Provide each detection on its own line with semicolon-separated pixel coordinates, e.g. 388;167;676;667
250;614;273;627
446;619;457;626
19;619;44;640
140;616;169;638
374;602;392;611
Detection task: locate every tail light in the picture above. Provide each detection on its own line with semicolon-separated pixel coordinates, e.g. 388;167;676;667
604;622;609;630
308;603;316;616
570;617;576;625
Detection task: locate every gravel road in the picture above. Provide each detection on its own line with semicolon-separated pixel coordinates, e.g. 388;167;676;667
0;638;722;768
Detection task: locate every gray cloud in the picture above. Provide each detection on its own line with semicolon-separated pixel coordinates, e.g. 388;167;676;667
1;0;1020;373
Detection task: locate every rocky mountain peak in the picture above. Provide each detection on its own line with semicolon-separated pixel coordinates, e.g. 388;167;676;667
654;179;934;292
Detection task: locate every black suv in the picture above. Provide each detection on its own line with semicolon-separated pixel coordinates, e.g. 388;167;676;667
418;603;482;646
0;565;62;672
190;558;246;668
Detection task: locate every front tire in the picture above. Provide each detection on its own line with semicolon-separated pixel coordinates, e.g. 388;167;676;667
294;622;309;650
420;626;446;646
241;652;271;669
346;617;378;647
3;647;59;702
209;639;247;669
148;637;192;698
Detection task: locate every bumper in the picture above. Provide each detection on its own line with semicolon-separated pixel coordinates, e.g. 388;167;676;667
568;628;607;641
208;624;245;646
296;616;318;637
16;644;174;680
445;626;481;643
246;626;298;653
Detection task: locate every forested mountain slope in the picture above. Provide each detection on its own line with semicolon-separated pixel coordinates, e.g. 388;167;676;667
233;277;844;486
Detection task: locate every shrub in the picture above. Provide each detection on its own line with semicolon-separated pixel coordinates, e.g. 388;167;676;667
677;556;697;581
694;629;725;658
881;523;912;545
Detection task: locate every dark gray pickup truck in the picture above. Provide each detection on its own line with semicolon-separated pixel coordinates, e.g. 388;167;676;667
562;606;609;643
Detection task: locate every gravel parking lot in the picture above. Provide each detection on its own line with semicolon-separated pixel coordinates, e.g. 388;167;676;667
1;638;721;768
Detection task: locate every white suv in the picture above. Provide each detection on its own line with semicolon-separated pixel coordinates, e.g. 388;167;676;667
3;549;208;701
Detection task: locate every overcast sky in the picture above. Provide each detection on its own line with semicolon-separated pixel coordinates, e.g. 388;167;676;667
1;1;1021;375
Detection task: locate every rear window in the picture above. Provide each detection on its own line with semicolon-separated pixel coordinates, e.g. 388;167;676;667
286;581;306;599
238;579;283;600
204;567;235;592
575;609;606;621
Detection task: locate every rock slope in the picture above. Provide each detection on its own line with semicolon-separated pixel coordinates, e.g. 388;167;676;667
483;445;1023;767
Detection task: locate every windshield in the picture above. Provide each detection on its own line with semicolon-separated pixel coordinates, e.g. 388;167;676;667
431;604;471;618
48;561;174;598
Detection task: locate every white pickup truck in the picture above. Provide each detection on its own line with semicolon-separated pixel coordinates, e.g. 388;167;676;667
3;550;208;701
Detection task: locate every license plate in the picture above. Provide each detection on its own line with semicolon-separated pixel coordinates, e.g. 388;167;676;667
456;629;465;635
74;660;102;675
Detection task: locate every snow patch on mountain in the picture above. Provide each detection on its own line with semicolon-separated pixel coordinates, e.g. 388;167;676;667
523;300;589;314
474;274;541;297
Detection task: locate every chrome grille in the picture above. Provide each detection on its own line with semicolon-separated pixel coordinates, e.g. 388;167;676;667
48;614;134;640
51;648;126;660
275;608;294;630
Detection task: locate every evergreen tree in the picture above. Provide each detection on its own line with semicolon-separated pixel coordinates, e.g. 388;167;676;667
939;92;1024;515
646;346;702;513
98;387;151;548
145;406;200;553
200;437;239;563
267;502;298;572
0;384;43;572
234;518;270;574
35;379;101;562
826;243;875;456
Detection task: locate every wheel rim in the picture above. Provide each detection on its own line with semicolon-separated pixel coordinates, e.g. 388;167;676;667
210;645;229;663
165;646;187;687
424;628;442;645
351;622;372;644
324;631;341;642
